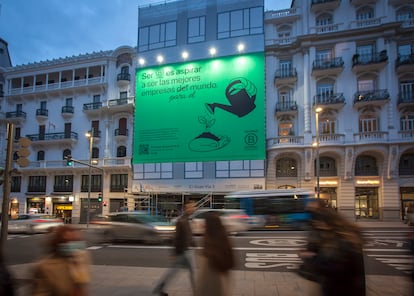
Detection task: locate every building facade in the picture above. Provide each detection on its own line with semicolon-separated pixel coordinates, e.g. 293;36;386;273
265;0;414;220
0;47;136;223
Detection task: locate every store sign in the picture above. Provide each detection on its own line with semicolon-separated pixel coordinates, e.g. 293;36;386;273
56;205;73;210
133;52;265;163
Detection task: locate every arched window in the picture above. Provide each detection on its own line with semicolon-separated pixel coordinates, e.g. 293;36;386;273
396;7;414;22
37;151;45;161
316;156;337;176
355;155;378;176
356;6;374;20
117;146;127;157
118;117;127;136
63;149;71;159
276;158;297;177
316;13;333;26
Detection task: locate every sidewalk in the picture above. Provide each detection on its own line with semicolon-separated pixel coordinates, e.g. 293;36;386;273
8;263;413;296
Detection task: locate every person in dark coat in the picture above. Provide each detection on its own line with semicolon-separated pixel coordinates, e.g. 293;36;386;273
152;200;196;296
301;205;366;296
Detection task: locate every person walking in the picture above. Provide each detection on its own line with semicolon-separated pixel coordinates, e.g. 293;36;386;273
30;225;91;296
196;211;234;296
152;200;196;296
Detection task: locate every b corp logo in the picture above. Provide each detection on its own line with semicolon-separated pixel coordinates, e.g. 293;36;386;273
245;133;258;146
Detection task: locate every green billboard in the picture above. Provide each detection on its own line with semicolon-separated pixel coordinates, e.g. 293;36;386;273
133;52;265;163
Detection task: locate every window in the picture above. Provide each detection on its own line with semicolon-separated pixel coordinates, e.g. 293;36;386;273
28;176;47;192
278;122;294;137
117;146;127;157
316;14;333;26
279;60;292;77
399;153;414;175
276;158;297;177
138;21;177;51
357;44;374;63
218;6;263;39
400;80;414;102
317;156;337;177
37;151;45;161
110;174;128;192
40;101;47;110
400;114;414;131
135;163;173;179
93;95;100;103
359;112;378;132
316;49;332;63
355;155;378;176
356;6;374;20
216;160;264;178
91;120;99;137
121;66;129;74
358;78;375;91
65;97;73;106
188;16;205;43
81;175;102;192
120;91;128;99
11;176;21;192
54;175;73;192
277;25;291;43
185;162;203;178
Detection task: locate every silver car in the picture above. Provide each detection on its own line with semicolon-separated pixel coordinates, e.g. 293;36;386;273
91;211;175;244
7;214;64;234
188;208;252;235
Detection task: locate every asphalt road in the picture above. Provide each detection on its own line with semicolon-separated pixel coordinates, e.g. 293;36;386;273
4;228;413;277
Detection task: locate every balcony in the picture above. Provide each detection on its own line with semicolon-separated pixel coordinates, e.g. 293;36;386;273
267;136;304;148
6;111;27;123
313;92;345;111
349;17;384;30
8;75;106;98
311;0;340;13
115;128;129;141
396;54;414;75
389;0;414;6
274;68;297;87
352;51;388;73
83;102;102;115
53;185;74;193
106;96;134;113
312;57;344;77
26;132;78;146
310;23;342;34
353;89;389;109
398;130;414;142
275;101;298;118
61;105;74;119
117;73;131;87
397;92;414;111
315;133;345;145
350;0;377;5
353;131;388;144
264;8;300;24
36;109;48;121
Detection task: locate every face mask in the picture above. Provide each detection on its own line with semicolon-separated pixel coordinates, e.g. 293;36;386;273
57;241;86;257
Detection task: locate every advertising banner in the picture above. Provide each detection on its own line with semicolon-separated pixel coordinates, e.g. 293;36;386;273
133;52;265;163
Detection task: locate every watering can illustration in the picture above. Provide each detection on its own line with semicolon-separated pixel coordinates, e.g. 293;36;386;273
205;77;257;117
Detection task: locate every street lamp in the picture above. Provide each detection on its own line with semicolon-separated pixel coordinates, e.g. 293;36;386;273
314;107;323;199
85;129;94;228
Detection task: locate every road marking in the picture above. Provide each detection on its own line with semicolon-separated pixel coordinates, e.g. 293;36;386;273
87;246;103;250
250;239;307;247
368;254;414;273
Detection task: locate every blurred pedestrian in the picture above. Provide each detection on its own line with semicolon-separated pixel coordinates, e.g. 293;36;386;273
30;225;91;296
196;211;234;296
152;200;196;296
300;204;366;296
0;260;15;296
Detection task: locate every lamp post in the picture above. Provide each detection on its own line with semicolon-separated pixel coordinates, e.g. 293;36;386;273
314;107;323;199
85;129;94;228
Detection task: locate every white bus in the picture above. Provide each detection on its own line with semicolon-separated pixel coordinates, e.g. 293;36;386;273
225;189;316;229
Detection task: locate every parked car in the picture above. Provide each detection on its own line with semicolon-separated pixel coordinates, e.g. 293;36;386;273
7;214;64;234
90;211;175;244
188;208;252;235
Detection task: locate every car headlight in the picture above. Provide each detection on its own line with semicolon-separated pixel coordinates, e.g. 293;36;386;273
154;225;176;231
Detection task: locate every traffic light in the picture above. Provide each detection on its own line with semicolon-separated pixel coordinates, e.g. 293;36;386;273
98;193;103;202
65;155;73;166
0;167;4;186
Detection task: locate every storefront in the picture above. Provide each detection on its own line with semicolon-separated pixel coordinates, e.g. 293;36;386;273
26;197;45;214
355;187;379;219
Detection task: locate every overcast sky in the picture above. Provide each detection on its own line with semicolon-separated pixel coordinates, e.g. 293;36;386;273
0;0;291;66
